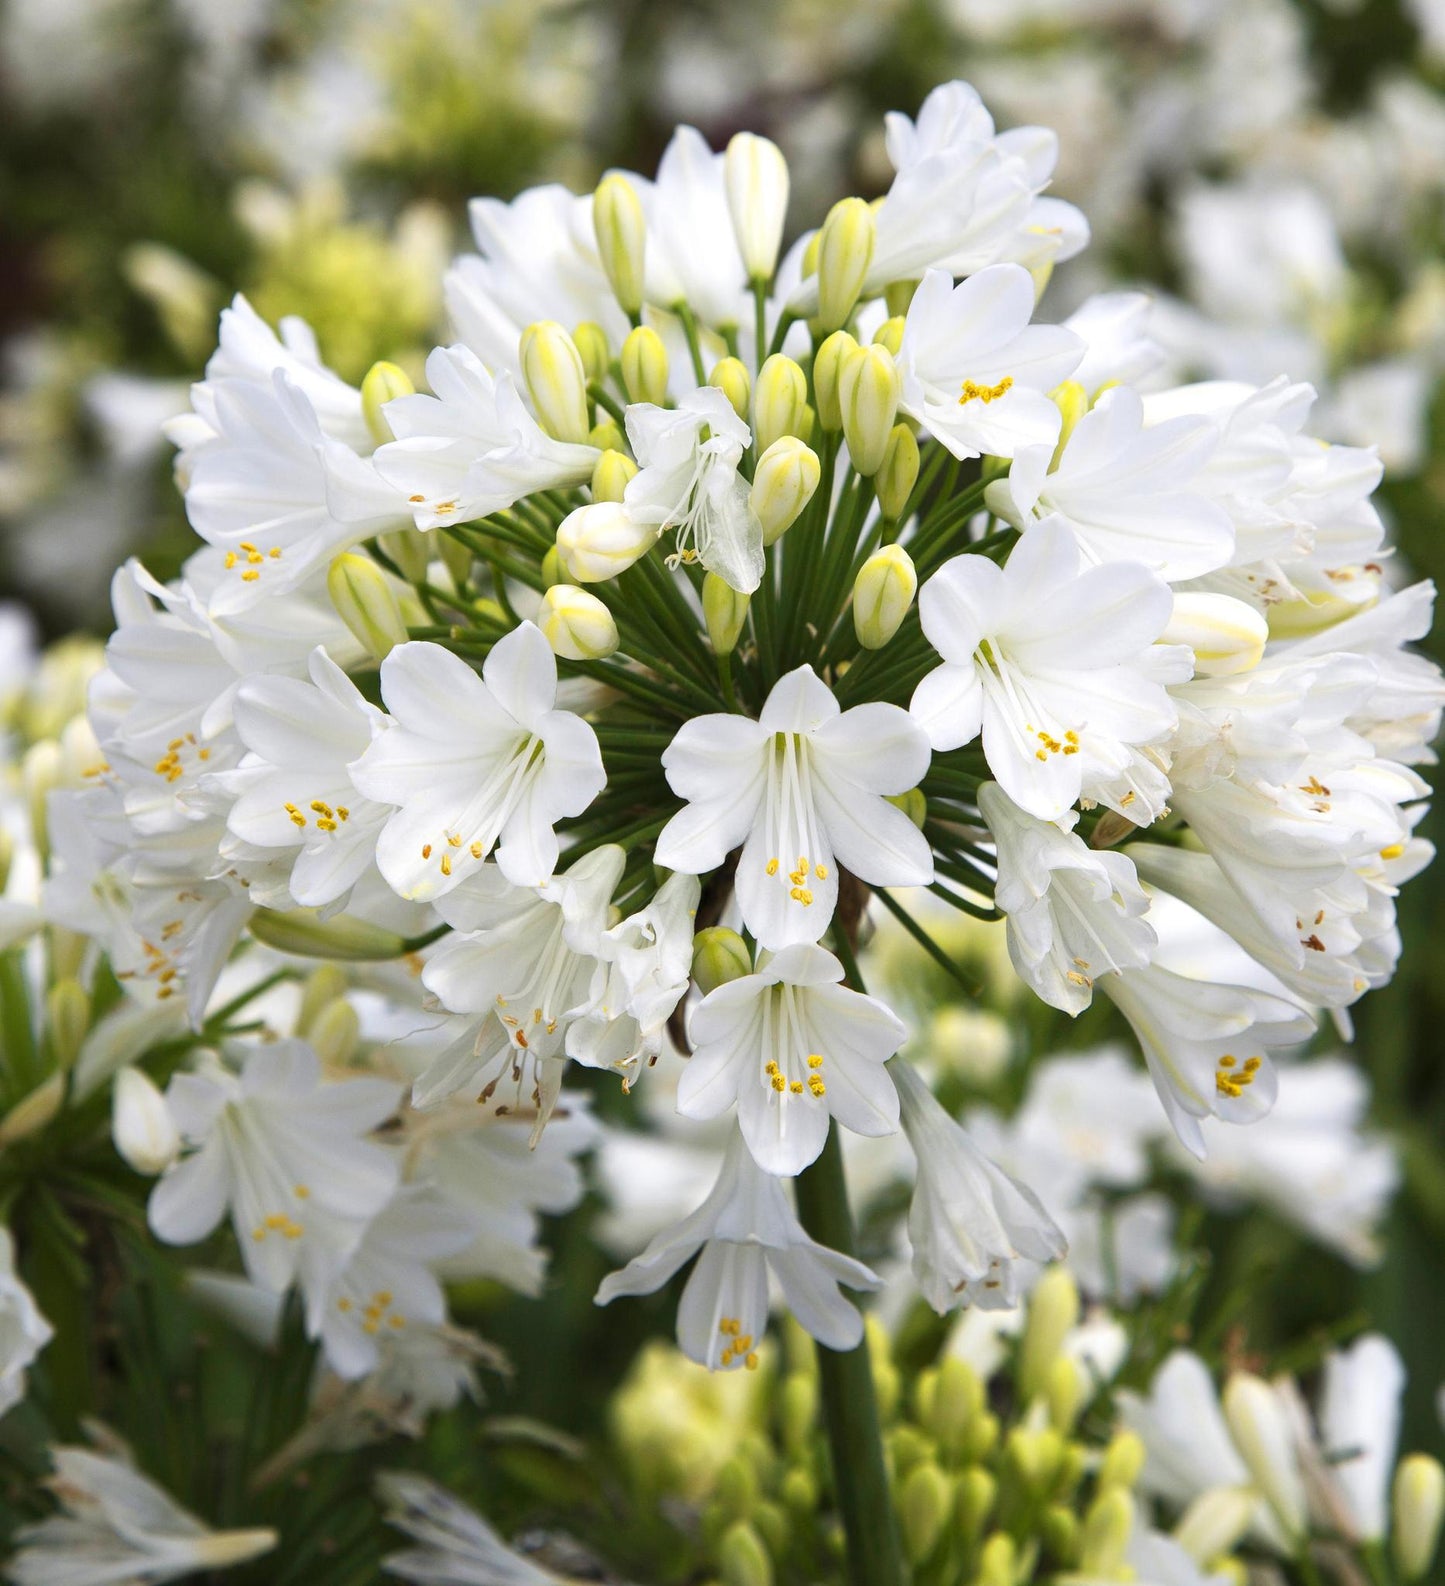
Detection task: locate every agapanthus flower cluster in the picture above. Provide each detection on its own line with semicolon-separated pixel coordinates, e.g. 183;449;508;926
21;78;1442;1390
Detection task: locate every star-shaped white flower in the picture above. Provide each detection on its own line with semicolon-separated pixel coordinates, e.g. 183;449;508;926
680;943;905;1176
353;623;606;899
655;665;933;948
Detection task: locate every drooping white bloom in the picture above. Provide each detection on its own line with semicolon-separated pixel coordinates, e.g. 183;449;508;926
895;267;1083;461
1317;1333;1406;1543
655;665;933;948
380;1472;563;1586
622;388;763;593
679;943;904;1176
985;385;1235;582
0;1227;52;1420
9;1443;276;1586
911;520;1180;820
374;343;600;532
980;781;1156;1013
353;624;606;899
148;1040;400;1296
217;646;389;911
111;1065;181;1176
893;1058;1066;1312
595;1132;881;1368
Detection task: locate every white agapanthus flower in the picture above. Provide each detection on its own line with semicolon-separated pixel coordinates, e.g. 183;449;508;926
1317;1333;1406;1544
0;1227;52;1419
380;1472;562;1586
595;1132;881;1368
353;623;607;898
655;665;933;949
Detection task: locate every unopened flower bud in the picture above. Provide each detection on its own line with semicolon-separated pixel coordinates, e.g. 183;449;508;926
1098;1429;1146;1491
1164;593;1268;676
853;544;915;650
573;321;611;384
751;437;820;546
0;1074;64;1147
590;449;640;506
22;739;61;854
541;546;563;587
1047;1355;1087;1433
693;927;753;994
975;1531;1015;1586
752;354;807;455
704;573;750;656
328;552;408;661
587;418;625;453
725;132;789;282
593;174;646;317
899;1462;951;1565
112;1066;180;1175
297;966;348;1037
361;360;415;445
1007;1426;1066;1495
839;343;900;476
885;279;918;317
876;423;920;521
46;978;89;1071
926;1355;984;1457
1174;1487;1255;1565
520;321;591;444
1050;379;1088;468
1394;1454;1445;1581
717;1519;773;1586
780;1467;817;1514
377;526;431;584
249;907;409;961
816;197;875;332
309;999;361;1067
1223;1373;1307;1539
780;1370;817;1459
620;325;669;406
966;1409;1000;1464
1042;1505;1080;1566
539;584;619;660
1080;1488;1135;1576
710;357;752;422
436;535;472;592
812;330;857;431
715;1456;759;1521
558;500;655;581
1020;1266;1080;1404
956;1467;997;1544
872;315;906;356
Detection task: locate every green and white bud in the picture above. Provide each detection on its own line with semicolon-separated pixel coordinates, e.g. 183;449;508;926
1174;1487;1255;1565
22;740;61;855
1019;1266;1080;1404
573;321;612;384
692;928;754;994
725;132;789;282
558;500;656;581
1080;1488;1135;1576
884;787;925;826
541;545;564;588
1098;1429;1146;1491
46;979;89;1071
872;315;906;356
360;359;415;445
780;1370;818;1460
1222;1373;1307;1539
975;1532;1015;1586
1394;1454;1445;1580
751;437;820;546
838;343;900;476
588;417;626;453
815;197;875;332
812;329;857;431
327;552;408;661
621;324;669;406
590;449;640;505
539;584;619;660
1042;1505;1081;1566
853;545;916;650
752;354;808;455
297;966;349;1038
593;173;647;317
520;321;591;444
377;524;430;584
249;908;409;961
885;279;918;317
717;1520;773;1586
704;572;750;656
780;1467;817;1515
112;1066;180;1175
1163;593;1269;676
710;357;752;422
1006;1426;1065;1495
1047;1355;1087;1433
0;1075;64;1147
876;423;920;522
899;1462;951;1565
956;1467;997;1545
308;998;361;1067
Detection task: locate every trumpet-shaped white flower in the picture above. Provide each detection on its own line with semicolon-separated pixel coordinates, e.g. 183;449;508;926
595;1132;881;1368
0;1227;52;1419
895;267;1083;461
655;665;933;949
622;388;763;593
986;385;1234;582
9;1443;276;1586
380;1473;562;1586
893;1058;1066;1312
374;343;600;531
148;1040;400;1296
679;943;905;1176
353;624;606;899
1318;1333;1406;1543
980;782;1156;1013
217;646;389;911
911;520;1179;820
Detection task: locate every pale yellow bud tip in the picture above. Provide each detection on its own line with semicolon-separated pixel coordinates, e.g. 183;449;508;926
1164;593;1269;676
853;544;916;650
593;174;647;317
751;437;821;546
538;584;619;660
692;927;753;993
361;360;415;445
327;553;409;662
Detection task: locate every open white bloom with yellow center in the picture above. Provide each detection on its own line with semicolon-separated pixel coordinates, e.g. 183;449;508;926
911;520;1179;820
354;623;606;899
0;1227;52;1419
148;1040;400;1296
894;1058;1066;1312
656;665;933;949
680;943;905;1176
895;266;1083;461
9;1443;276;1586
595;1131;880;1368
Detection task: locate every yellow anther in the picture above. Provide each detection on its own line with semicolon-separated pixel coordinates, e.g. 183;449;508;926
440;853;452;876
745;1353;759;1370
807;1054;823;1068
294;1184;310;1199
1381;843;1405;860
224;551;238;569
1219;1056;1237;1068
958;376;1014;405
337;1298;352;1312
239;542;258;553
315;818;337;831
469;841;482;858
771;1074;786;1092
808;1078;826;1097
336;806;349;821
447;833;462;847
765;1060;780;1075
374;1290;393;1305
241;570;260;582
389;1315;405;1328
268;547;281;559
815;863;828;879
310;801;333;815
789;1080;805;1094
1243;1056;1262;1073
765;857;780;876
421;844;432;859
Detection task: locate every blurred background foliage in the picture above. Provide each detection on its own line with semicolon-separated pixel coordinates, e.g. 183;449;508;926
1;0;1444;1573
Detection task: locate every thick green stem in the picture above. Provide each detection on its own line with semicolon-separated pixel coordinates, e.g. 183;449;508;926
793;1128;906;1586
